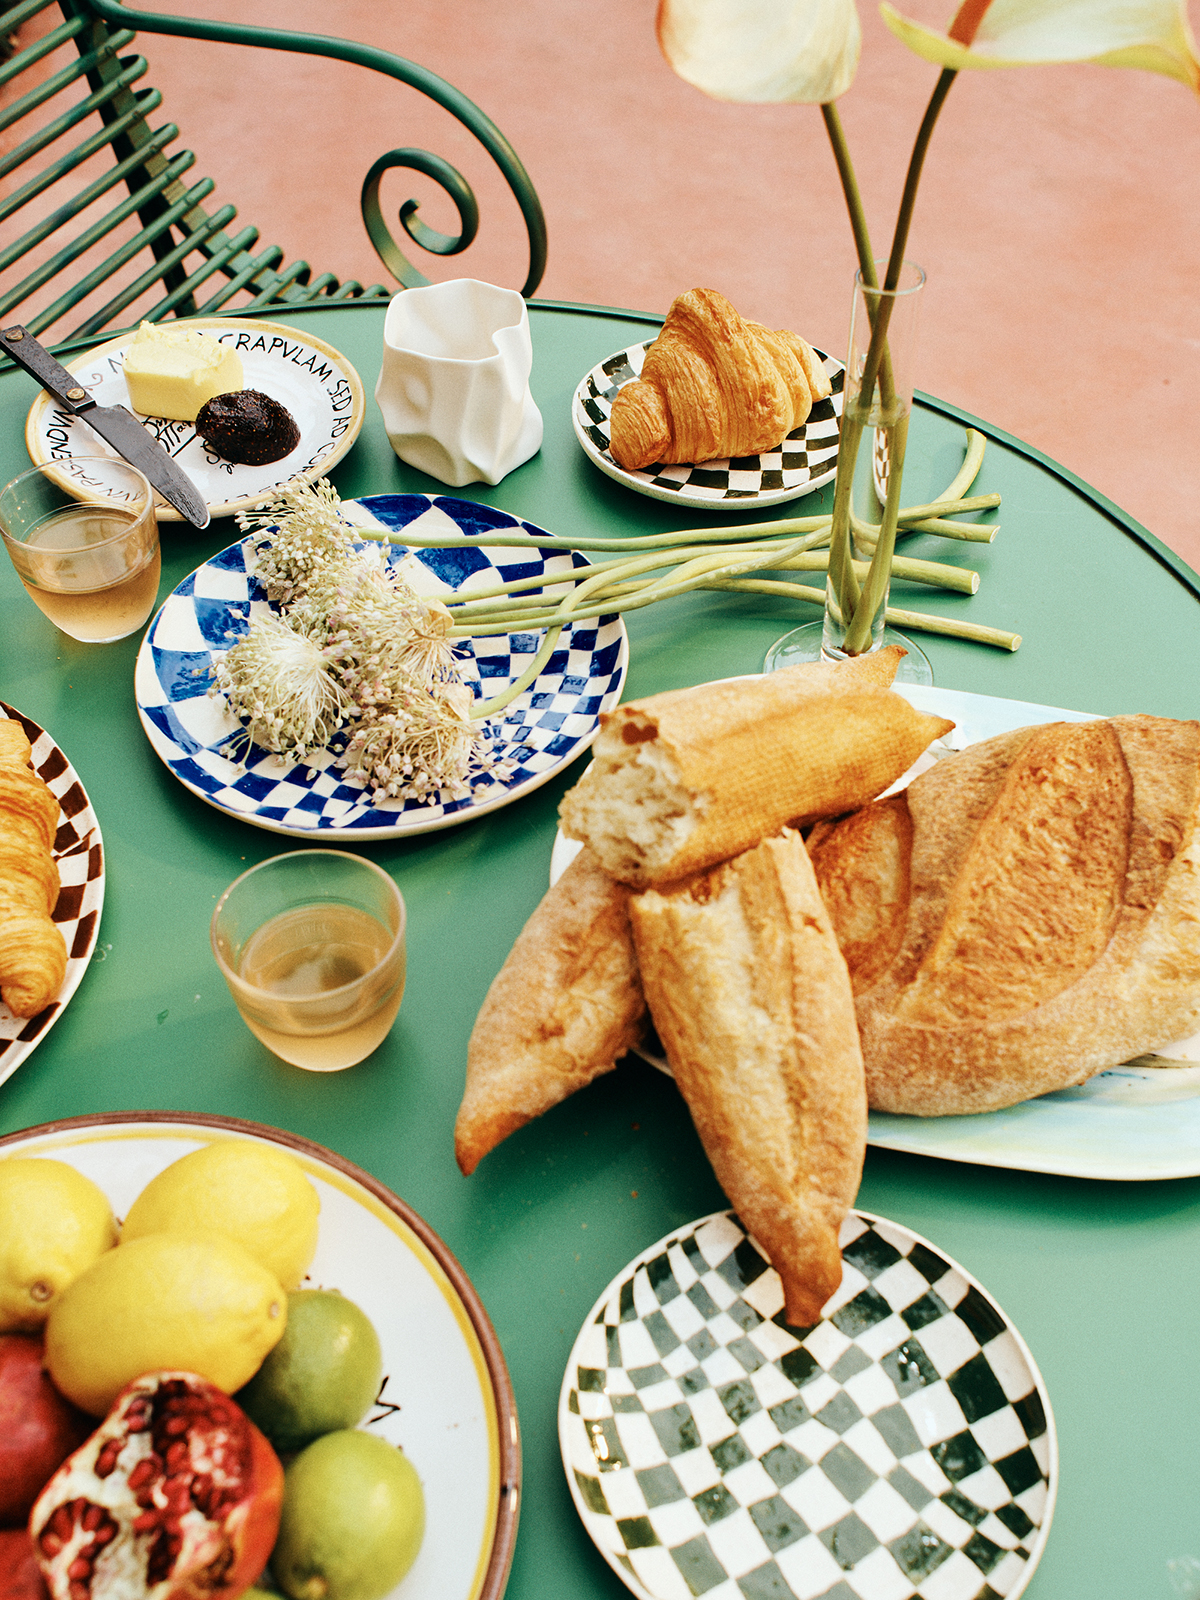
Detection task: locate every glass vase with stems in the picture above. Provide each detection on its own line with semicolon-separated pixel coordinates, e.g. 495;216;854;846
765;257;932;684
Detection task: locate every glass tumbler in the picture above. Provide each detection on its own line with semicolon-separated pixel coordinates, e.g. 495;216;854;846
0;457;161;642
211;850;407;1072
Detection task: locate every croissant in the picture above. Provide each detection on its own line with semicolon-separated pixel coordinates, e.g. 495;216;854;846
0;723;66;1018
608;287;832;470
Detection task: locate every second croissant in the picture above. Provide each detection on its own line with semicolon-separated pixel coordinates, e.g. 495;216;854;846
608;287;832;470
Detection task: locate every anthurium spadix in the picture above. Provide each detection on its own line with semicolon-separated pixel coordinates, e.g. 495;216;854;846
881;0;1200;94
657;0;862;102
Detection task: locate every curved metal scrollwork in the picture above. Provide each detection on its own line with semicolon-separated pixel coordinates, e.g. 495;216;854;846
360;149;479;290
81;0;548;297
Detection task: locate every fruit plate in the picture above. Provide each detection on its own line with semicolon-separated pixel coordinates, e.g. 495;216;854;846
0;1112;519;1600
0;704;105;1092
133;493;628;839
23;317;365;523
572;341;844;511
560;1209;1056;1600
549;681;1200;1182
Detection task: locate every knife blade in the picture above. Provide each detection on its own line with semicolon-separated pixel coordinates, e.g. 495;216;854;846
2;324;211;530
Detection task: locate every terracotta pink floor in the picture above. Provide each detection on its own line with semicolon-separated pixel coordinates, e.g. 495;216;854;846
18;1;1200;574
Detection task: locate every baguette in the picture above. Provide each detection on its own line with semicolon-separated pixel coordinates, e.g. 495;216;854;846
455;846;646;1174
809;715;1200;1114
559;648;953;888
630;831;865;1326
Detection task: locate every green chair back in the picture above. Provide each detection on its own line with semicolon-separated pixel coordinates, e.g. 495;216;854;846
0;0;547;349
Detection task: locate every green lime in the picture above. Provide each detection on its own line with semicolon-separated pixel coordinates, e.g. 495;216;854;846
236;1289;382;1455
271;1430;425;1600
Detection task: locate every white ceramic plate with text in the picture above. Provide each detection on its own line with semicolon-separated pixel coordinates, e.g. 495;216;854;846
24;318;364;522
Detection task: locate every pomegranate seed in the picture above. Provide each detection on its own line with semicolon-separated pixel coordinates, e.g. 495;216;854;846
38;1534;63;1558
67;1561;91;1581
91;1525;116;1548
69;1583;89;1600
94;1440;122;1478
132;1511;158;1533
126;1459;158;1490
163;1416;190;1436
81;1506;105;1532
48;1506;76;1540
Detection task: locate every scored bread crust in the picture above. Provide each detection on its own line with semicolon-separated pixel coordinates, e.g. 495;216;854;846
809;715;1200;1115
630;832;866;1326
455;847;646;1174
559;648;953;889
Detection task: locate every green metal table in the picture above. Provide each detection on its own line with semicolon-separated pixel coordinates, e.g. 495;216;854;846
2;300;1199;1600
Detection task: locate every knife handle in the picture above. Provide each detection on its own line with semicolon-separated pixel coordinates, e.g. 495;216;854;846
1;325;93;412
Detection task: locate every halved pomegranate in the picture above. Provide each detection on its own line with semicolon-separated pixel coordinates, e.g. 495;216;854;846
29;1373;282;1600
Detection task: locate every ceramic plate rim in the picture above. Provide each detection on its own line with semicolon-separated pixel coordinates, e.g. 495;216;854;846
0;1109;520;1600
0;703;105;1092
23;317;365;522
572;340;845;511
559;1206;1057;1600
133;498;629;840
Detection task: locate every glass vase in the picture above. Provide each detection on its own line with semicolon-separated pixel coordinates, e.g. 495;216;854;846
765;259;932;685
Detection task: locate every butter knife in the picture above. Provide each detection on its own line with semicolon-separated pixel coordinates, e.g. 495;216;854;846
2;324;211;530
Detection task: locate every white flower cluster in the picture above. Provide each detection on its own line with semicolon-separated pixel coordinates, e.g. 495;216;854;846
211;480;506;800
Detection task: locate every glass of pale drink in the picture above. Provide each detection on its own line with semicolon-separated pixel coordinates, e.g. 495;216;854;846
0;458;160;642
211;850;407;1072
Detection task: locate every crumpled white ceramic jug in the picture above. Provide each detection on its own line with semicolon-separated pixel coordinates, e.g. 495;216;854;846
375;279;543;487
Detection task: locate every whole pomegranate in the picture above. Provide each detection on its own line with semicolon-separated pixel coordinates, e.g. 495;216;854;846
0;1335;93;1526
0;1531;50;1600
29;1373;283;1600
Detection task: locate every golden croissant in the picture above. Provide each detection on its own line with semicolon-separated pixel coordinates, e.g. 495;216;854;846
608;287;832;470
0;721;66;1018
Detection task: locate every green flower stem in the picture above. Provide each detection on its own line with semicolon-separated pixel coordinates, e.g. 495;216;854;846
843;407;910;652
470;624;564;719
712;577;1019;651
821;103;877;286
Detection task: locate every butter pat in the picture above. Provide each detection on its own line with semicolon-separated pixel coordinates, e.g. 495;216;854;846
123;322;243;421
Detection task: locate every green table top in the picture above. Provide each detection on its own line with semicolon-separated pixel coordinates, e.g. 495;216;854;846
2;299;1199;1600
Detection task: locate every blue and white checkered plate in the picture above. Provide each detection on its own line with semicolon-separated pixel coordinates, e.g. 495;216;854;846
134;494;628;839
561;1210;1056;1600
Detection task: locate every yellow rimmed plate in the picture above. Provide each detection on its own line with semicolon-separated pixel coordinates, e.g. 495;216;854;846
24;318;364;522
0;1112;519;1600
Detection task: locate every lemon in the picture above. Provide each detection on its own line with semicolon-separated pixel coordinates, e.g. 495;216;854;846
0;1158;118;1332
44;1230;287;1415
121;1140;320;1289
272;1431;425;1600
238;1290;383;1455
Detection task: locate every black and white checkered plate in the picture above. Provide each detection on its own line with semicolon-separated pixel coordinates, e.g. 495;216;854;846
0;704;105;1090
561;1210;1055;1600
134;494;628;840
572;343;845;510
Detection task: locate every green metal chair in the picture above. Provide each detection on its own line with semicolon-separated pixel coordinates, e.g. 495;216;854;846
0;0;547;351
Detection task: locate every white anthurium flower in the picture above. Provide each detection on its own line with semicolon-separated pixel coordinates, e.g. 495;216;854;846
881;0;1200;95
657;0;862;103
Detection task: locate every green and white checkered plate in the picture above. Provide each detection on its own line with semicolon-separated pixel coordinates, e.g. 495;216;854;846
560;1210;1056;1600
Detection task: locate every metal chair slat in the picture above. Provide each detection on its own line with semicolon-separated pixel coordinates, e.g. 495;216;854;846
0;0;547;357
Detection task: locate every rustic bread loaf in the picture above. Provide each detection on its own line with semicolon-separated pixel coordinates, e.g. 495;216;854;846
559;648;953;888
455;846;646;1174
630;831;866;1326
808;715;1200;1114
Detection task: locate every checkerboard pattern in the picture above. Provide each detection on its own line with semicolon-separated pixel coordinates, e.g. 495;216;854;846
134;497;627;839
572;343;845;509
0;705;105;1085
561;1211;1053;1600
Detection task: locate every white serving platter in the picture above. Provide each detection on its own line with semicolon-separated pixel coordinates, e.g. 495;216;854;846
550;684;1200;1182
